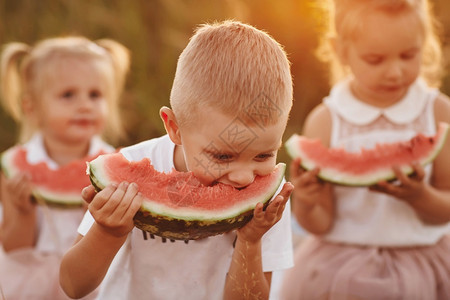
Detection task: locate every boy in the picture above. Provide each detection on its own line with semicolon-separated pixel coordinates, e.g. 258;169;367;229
60;20;294;300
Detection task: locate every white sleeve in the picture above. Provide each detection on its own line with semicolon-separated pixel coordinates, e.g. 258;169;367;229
78;210;95;236
261;178;294;272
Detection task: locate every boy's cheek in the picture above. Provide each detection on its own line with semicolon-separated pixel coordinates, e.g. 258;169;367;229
190;166;221;186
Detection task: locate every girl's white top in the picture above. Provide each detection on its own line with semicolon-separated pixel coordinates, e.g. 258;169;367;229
78;135;294;300
323;78;450;246
25;133;114;254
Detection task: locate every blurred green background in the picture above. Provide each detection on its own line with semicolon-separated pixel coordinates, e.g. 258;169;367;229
1;0;449;165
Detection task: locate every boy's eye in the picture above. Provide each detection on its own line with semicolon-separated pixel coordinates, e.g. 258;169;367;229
211;153;234;162
255;153;274;161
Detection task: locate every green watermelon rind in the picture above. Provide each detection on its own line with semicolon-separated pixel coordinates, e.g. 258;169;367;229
87;159;285;240
31;188;84;208
133;209;257;240
285;123;450;187
0;149;12;178
1;147;84;208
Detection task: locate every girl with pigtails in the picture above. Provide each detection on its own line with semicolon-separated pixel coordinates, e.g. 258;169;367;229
281;0;450;299
0;36;130;299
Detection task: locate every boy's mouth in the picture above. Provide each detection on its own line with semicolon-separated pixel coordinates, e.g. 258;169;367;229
211;181;247;190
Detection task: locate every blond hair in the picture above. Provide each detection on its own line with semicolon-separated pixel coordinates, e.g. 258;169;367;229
0;36;130;143
316;0;444;87
170;20;293;127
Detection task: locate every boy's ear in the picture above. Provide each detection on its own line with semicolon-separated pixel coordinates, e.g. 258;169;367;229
160;106;182;145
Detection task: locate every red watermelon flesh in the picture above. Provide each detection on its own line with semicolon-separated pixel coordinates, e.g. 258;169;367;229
1;147;106;207
87;152;285;240
285;122;449;186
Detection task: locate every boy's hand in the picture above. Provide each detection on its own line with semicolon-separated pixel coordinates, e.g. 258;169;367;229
370;162;426;203
290;158;332;211
4;173;34;214
237;182;293;244
82;182;144;238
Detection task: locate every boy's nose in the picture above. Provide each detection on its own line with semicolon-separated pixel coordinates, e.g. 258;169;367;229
227;169;255;189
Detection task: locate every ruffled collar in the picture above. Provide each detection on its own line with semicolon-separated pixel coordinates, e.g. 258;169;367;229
325;78;437;125
24;133;112;169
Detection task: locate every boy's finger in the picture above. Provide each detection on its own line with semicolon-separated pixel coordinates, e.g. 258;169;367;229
123;191;145;220
89;183;119;211
101;182;130;214
82;185;97;204
115;182;139;219
265;195;284;216
252;202;265;220
278;182;294;199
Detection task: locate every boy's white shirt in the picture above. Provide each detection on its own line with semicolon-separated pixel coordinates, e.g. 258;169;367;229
78;134;293;300
323;78;450;246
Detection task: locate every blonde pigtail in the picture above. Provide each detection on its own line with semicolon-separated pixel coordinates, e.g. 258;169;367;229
420;0;444;88
95;39;131;143
0;43;30;123
96;39;131;95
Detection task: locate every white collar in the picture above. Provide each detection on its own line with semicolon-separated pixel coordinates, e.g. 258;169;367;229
24;133;113;169
325;78;437;125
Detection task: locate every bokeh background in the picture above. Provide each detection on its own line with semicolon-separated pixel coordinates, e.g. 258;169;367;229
1;0;449;165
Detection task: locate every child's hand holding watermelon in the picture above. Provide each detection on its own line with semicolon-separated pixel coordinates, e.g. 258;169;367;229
288;157;334;235
1;172;35;251
237;182;293;243
370;162;426;201
370;162;450;224
2;173;34;214
82;182;144;238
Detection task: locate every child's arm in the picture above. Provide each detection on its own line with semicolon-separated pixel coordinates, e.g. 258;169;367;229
0;172;37;251
223;182;293;300
59;182;143;299
371;94;450;223
290;104;335;234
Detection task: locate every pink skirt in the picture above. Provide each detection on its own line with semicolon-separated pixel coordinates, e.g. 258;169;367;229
0;247;97;300
280;235;450;300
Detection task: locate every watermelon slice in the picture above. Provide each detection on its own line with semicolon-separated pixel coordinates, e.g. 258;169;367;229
285;122;449;186
87;152;285;240
1;147;105;207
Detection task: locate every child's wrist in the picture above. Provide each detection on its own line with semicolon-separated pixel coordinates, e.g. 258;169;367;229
92;222;131;242
236;230;262;247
